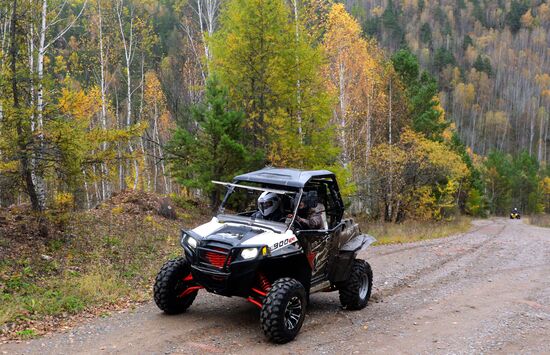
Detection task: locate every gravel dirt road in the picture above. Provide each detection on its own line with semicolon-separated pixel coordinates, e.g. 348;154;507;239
2;218;549;354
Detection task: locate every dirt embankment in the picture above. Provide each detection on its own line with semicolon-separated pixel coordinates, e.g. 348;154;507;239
0;191;210;341
2;218;549;354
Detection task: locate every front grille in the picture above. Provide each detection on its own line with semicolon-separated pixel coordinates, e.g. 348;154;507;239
198;242;233;269
205;247;233;268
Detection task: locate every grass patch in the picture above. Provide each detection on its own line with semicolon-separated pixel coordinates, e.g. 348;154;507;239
0;269;127;326
360;216;472;245
15;329;37;339
527;214;550;228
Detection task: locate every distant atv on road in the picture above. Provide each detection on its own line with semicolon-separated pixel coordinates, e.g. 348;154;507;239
510;209;521;219
153;168;375;343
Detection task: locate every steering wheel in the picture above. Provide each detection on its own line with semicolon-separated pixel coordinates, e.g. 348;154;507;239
291;216;305;229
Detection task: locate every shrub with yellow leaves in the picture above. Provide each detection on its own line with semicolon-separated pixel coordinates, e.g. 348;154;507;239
368;129;469;222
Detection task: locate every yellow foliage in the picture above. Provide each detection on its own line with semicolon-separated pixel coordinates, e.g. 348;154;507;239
0;160;19;173
442;122;456;143
144;71;165;107
323;2;389;177
111;206;124;215
371;6;384;16
53;192;74;211
541;177;550;212
542;177;550;194
400;129;470;180
369;129;469;221
409;186;436;220
54;55;67;75
520;9;534;28
485;111;509;135
58;87;101;123
538;3;550;22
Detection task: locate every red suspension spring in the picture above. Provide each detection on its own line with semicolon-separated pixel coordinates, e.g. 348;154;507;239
258;272;271;292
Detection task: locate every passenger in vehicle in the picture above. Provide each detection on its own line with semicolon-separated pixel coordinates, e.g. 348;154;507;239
292;193;326;230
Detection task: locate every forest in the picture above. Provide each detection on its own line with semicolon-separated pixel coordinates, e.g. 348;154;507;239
1;0;549;224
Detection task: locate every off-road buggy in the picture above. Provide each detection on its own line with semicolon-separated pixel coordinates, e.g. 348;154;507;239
153;168;375;343
510;210;521;219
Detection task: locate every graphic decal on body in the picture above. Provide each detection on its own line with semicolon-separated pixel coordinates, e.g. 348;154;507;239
271;236;298;251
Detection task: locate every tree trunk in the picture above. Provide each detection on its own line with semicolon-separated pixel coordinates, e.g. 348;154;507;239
10;0;43;211
529;111;535;156
30;0;48;211
538;113;545;163
544;115;549;165
98;0;110;200
291;0;303;142
338;59;348;165
388;75;393;221
116;1;140;190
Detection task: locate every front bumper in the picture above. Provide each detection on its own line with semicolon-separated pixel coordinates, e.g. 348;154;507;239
183;240;266;297
190;260;261;297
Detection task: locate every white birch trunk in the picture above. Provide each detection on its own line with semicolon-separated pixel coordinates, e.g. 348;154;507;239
365;82;373;166
529;112;535;156
28;14;34;132
544;116;549;165
388;76;393;221
83;169;91;209
117;0;139;190
471;110;477;152
138;56;150;191
115;94;124;190
196;0;208;62
28;0;47;211
152;104;159;193
180;18;207;86
152;103;169;194
291;0;302;142
337;59;348;165
0;7;7;148
98;0;109;200
195;0;219;65
538;113;545;163
37;0;46;132
153;142;158;192
33;0;87;209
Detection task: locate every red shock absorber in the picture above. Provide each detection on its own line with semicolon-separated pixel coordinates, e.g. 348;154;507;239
258;272;271;292
248;273;271;308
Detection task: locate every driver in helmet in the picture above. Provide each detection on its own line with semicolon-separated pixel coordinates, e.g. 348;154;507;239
252;192;284;222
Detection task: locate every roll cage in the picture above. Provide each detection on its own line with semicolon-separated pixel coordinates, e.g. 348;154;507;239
213;168;345;232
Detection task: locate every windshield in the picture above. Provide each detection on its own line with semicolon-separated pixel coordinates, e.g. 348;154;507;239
216;183;299;230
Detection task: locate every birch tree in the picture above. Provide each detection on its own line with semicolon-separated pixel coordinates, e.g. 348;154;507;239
116;0;136;189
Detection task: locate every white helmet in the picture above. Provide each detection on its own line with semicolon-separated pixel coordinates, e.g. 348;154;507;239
258;192;280;217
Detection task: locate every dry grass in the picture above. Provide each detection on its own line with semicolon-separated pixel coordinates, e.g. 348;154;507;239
358;216;473;245
527;214;550;228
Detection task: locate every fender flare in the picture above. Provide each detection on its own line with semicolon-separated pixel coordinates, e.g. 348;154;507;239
340;234;377;253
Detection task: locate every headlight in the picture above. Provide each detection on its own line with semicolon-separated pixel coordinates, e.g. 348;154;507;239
241;247;259;260
186;235;198;249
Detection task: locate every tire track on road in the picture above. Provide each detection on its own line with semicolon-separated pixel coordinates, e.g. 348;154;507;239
373;223;506;300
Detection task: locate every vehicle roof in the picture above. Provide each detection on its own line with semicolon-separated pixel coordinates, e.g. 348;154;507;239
233;168;335;188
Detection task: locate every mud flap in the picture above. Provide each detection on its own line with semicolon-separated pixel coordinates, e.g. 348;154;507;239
328;235;376;283
340;234;377;253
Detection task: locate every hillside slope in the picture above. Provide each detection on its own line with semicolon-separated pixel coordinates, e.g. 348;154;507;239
0;191;209;340
349;0;550;163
